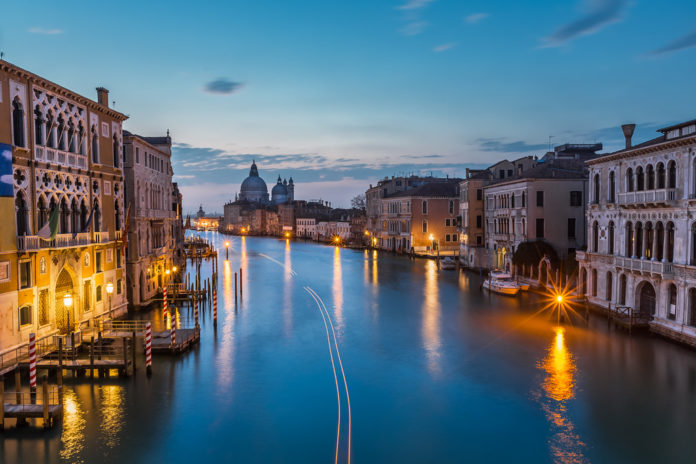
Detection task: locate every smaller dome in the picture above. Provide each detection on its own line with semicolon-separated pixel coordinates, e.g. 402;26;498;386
272;180;288;196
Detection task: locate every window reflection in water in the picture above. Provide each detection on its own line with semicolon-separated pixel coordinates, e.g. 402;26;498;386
537;327;587;463
422;260;441;376
60;388;86;461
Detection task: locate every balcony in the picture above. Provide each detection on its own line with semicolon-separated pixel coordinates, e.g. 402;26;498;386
34;145;88;169
17;233;91;252
115;230;123;240
617;188;677;207
615;256;673;277
576;250;586;261
93;231;111;244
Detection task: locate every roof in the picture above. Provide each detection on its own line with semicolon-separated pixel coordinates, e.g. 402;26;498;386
487;159;586;186
659;118;696;133
386;181;460;198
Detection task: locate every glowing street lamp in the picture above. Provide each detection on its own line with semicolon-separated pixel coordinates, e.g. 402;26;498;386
225;241;230;260
172;266;178;273
334;236;341;245
106;282;114;318
63;292;73;334
429;234;435;252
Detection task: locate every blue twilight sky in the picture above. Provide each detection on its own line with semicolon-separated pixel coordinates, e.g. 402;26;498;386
2;0;696;213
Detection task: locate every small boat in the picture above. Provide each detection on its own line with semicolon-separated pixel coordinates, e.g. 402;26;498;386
440;257;457;270
517;281;530;291
483;271;521;296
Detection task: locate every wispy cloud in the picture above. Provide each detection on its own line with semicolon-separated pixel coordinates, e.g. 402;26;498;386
203;78;244;95
396;0;435;10
541;0;627;47
465;13;489;24
477;138;548;153
28;27;63;35
433;43;455;52
400;21;428;36
650;29;696;56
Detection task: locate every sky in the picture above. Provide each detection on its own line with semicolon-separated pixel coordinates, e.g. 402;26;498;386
2;0;696;213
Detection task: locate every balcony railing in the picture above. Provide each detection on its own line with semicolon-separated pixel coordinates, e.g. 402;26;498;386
17;233;91;251
576;250;586;261
615;256;673;276
34;145;87;169
617;188;677;206
115;230;123;240
93;231;111;243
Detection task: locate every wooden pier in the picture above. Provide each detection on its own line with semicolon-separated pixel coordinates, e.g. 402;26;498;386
1;374;63;430
151;328;200;354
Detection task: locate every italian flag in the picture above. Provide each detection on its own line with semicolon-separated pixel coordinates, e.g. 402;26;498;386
38;206;59;241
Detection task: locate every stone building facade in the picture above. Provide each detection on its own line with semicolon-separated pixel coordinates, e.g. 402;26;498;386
577;120;696;346
123;131;184;308
0;61;128;351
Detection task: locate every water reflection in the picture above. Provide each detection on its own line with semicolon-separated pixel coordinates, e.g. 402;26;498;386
284;239;293;336
333;246;344;334
422;260;441;376
60;389;86;461
218;258;236;391
537;327;587;463
99;385;124;450
372;250;378;287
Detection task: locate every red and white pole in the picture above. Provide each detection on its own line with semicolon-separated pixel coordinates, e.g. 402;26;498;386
170;313;176;347
194;297;199;329
163;286;168;322
29;332;37;389
213;289;217;327
145;322;152;375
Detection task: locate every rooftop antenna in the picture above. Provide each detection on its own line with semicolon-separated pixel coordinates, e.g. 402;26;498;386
0;52;4;60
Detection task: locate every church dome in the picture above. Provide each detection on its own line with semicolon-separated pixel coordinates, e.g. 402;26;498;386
271;176;288;204
239;161;269;203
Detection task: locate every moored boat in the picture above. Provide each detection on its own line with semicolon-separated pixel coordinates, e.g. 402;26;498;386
483;271;521;296
440;257;457;270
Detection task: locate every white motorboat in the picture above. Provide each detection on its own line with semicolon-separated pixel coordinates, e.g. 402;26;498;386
440;257;457;270
517;281;531;291
483;271;521;296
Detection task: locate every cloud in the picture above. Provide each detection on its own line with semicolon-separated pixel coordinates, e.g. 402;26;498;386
203;78;244;95
542;0;627;47
400;21;428;36
28;27;63;35
477;138;548;153
433;43;455;52
650;29;696;56
396;0;435;10
465;13;489;24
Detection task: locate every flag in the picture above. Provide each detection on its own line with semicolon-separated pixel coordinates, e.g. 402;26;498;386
121;203;131;257
73;205;94;239
38;206;59;241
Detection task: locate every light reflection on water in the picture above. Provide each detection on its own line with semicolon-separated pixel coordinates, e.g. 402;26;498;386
537;327;587;464
98;385;124;450
422;259;441;376
284;239;293;336
333;246;344;335
60;388;86;462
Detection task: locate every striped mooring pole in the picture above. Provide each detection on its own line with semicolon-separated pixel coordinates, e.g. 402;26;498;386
29;332;37;390
145;322;152;376
163;286;169;322
170;313;176;348
213;289;217;327
194;297;199;329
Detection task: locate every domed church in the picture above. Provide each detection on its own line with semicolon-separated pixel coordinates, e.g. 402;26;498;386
237;160;294;205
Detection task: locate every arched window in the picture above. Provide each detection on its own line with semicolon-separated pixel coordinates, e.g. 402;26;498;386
80;200;88;231
94;201;102;232
78;121;86;155
666;222;675;262
91;125;99;164
57;115;66;151
521;191;525;207
656;222;665;261
689;288;696;327
68;120;76;153
608;221;615;255
625;222;633;256
636;166;645;191
619;274;627;305
71;198;79;233
592;221;599;252
37;196;47;230
606;272;613;302
657;163;666;189
580;268;587;296
668;160;677;189
593;173;600;204
645;222;653;259
59;197;69;234
12;99;25;147
46;111;56;148
15;192;28;236
591;269;598;297
609;171;615;203
115;199;121;230
668;284;677;320
34;106;44;145
626;168;634;192
647;164;655;190
635;222;643;259
113;135;120;168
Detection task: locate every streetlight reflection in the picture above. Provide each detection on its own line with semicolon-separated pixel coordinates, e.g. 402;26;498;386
99;385;125;449
60;389;86;461
422;259;441;376
284;238;293;336
333;246;344;334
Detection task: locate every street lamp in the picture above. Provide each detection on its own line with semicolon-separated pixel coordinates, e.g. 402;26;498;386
225;241;230;259
106;282;114;318
429;234;435;252
63;292;73;334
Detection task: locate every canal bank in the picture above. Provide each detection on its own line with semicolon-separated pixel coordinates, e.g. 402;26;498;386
3;231;696;463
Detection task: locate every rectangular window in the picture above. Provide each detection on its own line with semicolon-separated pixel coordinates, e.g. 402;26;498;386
476;189;482;200
135;147;140;163
476;215;482;228
96;251;103;272
536;191;544;207
96;285;102;302
38;289;49;326
0;261;10;283
422;220;428;233
453;233;458;242
117;279;122;294
116;249;122;268
507;169;512;177
83;280;92;313
449;201;454;214
568;218;576;238
19;305;32;326
19;261;31;289
422;201;428;214
536;218;545;238
445;219;451;227
446;234;451;242
570;191;582;207
477;235;482;245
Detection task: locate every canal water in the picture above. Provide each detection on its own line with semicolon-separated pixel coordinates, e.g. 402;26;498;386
2;231;696;463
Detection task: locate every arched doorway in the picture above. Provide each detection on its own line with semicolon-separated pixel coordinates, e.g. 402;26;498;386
637;281;656;317
54;268;76;334
580;267;587;296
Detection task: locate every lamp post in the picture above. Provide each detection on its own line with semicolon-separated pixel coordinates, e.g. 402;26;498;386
225;241;230;260
63;292;73;335
429;234;435;254
106;282;114;319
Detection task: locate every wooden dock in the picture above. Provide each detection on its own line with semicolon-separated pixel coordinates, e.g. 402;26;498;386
151;328;200;354
1;374;63;429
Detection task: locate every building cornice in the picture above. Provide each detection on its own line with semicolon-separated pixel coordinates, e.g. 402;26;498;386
1;60;129;122
587;135;696;165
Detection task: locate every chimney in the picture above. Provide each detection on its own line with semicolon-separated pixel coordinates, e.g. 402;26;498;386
621;124;636;149
96;87;109;107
